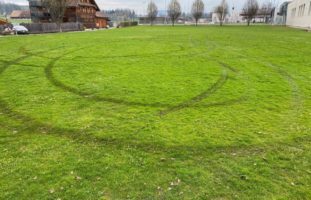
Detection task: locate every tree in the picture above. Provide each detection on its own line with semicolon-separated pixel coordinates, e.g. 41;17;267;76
103;9;136;23
147;1;158;25
260;0;275;23
242;0;259;26
41;0;70;32
0;2;21;16
191;0;204;26
168;0;181;26
214;0;228;26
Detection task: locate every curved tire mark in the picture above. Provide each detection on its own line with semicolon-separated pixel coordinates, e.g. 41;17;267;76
159;65;228;115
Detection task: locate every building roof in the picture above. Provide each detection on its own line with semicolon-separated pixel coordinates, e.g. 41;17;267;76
10;10;31;19
29;0;101;11
68;0;100;11
0;18;8;25
95;12;108;19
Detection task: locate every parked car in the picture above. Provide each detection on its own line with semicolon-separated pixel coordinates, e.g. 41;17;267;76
13;25;29;34
1;27;14;35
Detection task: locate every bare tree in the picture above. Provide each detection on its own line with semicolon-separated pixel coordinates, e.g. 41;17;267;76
214;0;228;26
168;0;181;26
242;0;259;26
41;0;70;32
147;1;158;25
191;0;204;26
260;0;275;23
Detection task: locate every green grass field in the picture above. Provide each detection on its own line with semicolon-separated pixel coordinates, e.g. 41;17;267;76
0;26;310;199
9;18;32;25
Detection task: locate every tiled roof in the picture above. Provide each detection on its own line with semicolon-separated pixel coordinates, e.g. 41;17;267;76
0;18;8;25
95;12;107;18
10;10;31;18
68;0;100;11
29;0;101;11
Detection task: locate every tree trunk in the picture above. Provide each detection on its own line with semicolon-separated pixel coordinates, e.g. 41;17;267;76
247;20;250;26
58;22;62;32
196;19;198;26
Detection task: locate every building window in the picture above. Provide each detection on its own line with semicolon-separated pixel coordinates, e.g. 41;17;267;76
298;4;306;16
303;4;306;15
291;8;296;17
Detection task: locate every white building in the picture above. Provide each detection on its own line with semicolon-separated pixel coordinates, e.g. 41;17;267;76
286;0;311;29
229;10;243;23
211;12;244;24
273;1;292;25
212;13;230;24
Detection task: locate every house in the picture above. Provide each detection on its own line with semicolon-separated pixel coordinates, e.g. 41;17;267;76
212;13;230;24
240;9;275;23
286;0;311;29
10;10;31;19
28;0;109;29
95;12;109;28
0;18;8;25
229;8;244;23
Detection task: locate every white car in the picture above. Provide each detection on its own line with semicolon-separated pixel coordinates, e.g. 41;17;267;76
13;25;29;34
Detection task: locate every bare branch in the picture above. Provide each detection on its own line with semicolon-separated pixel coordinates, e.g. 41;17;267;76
242;0;259;26
147;1;158;25
191;0;204;26
214;0;228;26
168;0;181;26
41;0;71;32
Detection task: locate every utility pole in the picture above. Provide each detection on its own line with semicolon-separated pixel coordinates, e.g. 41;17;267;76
165;0;167;24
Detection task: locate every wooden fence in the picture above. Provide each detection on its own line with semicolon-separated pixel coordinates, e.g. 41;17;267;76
0;25;5;32
21;22;84;34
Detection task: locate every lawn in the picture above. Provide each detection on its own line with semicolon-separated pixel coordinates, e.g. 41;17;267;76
0;26;310;199
8;18;32;25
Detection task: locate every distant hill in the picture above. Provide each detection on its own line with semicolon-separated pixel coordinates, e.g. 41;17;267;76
20;5;30;10
0;2;28;16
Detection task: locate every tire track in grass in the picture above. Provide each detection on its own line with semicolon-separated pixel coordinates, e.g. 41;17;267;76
0;52;309;156
159;65;228;116
0;36;309;160
262;61;302;109
44;35;245;113
42;37;189;108
0;46;247;152
204;38;303;115
0;96;309;158
223;47;303;118
43;43;226;108
44;52;175;108
157;36;246;116
259;61;305;135
218;46;305;135
0;55;31;74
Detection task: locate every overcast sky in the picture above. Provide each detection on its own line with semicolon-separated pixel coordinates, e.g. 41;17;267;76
4;0;284;14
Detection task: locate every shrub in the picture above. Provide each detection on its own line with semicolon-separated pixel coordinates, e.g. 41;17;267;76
118;21;138;28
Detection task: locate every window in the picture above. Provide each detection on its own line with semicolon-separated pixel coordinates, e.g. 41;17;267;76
292;8;296;17
298;4;306;16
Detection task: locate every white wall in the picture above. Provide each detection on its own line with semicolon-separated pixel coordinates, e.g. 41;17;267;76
287;0;311;28
212;13;230;23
